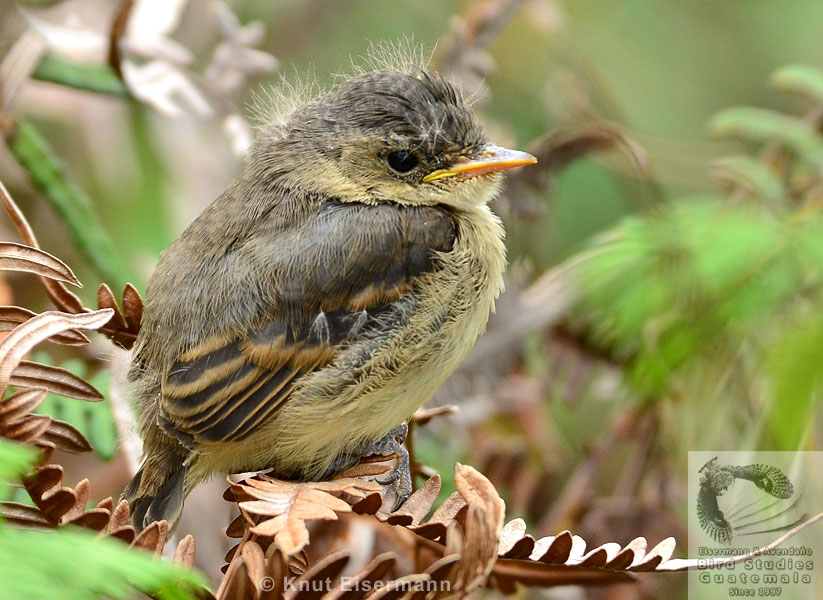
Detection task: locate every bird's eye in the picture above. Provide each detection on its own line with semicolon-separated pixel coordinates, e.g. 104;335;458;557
386;150;419;173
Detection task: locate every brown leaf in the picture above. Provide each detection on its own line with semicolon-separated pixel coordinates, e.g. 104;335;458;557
97;284;127;330
0;180;84;313
424;554;460;583
60;478;91;523
283;551;349;600
4;413;52;443
11;360;103;401
24;464;63;502
630;537;676;572
261;548;288;600
218;556;252;600
0;242;81;286
223;543;240;567
174;534;197;567
248;515;307;555
46;282;85;314
33;440;55;465
607;537;647;570
236;477;380;556
411;405;458;425
364;574;430;600
450;504;497;594
110;498;131;530
40;419;93;453
226;514;247;538
68;508;112;531
96;496;114;513
133;519;168;553
381;474;441;527
454;463;505;526
498;518;535;559
337;461;392;479
326;552;396;600
533;531;574;564
39;487;77;524
0;501;51;527
420;491;467;542
0;309;113;397
491;557;634;588
433;465;506;596
121;283;144;331
0;306;89;345
349;490;384;515
513;122;650;189
240;541;267;597
0;388;47;422
576;543;623;568
110;525;137;544
96;283;143;349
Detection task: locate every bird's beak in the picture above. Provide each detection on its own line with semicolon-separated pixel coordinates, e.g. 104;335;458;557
422;145;537;183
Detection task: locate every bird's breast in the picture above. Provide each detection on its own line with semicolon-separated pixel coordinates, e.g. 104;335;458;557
237;204;506;477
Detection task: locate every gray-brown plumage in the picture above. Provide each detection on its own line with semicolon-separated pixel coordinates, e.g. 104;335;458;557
123;67;536;529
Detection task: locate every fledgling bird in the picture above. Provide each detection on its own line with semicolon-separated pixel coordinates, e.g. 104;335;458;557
123;64;536;529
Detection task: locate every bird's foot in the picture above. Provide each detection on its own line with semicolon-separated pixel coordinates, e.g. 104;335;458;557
323;424;410;510
320;424;411;511
367;423;411;511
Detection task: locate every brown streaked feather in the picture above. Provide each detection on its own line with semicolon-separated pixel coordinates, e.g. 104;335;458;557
156;201;456;445
346;282;410;311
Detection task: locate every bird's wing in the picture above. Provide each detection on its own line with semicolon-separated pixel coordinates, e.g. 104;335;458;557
697;483;733;544
729;464;795;499
157;201;456;446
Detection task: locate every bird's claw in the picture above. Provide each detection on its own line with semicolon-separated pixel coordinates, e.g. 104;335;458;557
366;424;412;511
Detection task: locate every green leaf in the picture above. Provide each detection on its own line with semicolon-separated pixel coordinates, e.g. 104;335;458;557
86;370;118;460
709;155;787;207
31;354;119;461
770;64;823;104
761;311;823;450
0;527;207;600
0;439;36;486
32;54;128;97
571;199;822;398
709;107;823;169
8;119;133;289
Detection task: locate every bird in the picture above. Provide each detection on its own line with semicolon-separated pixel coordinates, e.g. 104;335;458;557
697;457;795;545
122;64;537;530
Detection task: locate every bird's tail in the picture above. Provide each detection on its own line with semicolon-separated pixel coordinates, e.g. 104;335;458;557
122;454;188;531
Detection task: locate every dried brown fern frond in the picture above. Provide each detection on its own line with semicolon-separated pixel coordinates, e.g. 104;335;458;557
226;476;384;557
219;464;640;600
0;309;113;457
0;458;197;569
0;179;144;349
0;176;204;580
219;459;823;600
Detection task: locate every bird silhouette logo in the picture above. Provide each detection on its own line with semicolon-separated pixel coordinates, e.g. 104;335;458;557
697;457;798;545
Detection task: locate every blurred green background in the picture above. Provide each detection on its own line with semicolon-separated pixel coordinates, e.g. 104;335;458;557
3;0;823;286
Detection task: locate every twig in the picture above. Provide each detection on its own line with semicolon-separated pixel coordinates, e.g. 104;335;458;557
108;0;135;85
0;30;46;114
0;176;84;312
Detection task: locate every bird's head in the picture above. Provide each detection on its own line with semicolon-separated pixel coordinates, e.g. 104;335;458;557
248;68;536;210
